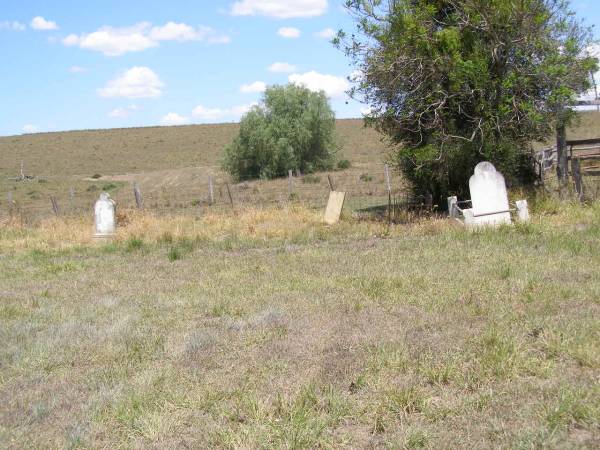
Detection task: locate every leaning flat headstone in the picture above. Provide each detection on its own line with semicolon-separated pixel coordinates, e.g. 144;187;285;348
324;191;346;225
467;162;511;227
93;192;116;240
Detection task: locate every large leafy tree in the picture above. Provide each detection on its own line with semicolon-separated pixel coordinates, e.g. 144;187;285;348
223;84;337;181
338;0;597;203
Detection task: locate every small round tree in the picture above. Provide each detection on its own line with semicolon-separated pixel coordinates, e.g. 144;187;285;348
223;84;337;181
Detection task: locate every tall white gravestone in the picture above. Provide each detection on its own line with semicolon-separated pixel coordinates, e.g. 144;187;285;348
467;162;511;227
94;192;116;239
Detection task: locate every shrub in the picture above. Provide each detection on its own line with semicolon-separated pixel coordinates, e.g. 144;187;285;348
337;159;351;170
125;237;144;252
223;84;337;181
101;183;118;191
303;174;321;184
359;173;373;182
168;247;181;262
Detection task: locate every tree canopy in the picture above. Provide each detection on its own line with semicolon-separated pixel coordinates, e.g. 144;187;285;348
338;0;598;203
223;84;337;181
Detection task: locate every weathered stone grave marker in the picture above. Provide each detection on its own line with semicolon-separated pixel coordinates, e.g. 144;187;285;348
324;191;345;225
93;192;116;240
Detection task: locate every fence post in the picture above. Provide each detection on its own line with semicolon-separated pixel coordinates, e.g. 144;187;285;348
556;121;568;187
225;183;234;207
50;195;60;216
7;191;14;216
208;176;214;205
133;182;143;209
384;164;392;224
572;158;584;203
288;170;294;197
327;174;335;191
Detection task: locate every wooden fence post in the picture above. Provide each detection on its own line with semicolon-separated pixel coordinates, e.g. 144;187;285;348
556;121;568;187
572;158;584;203
225;183;234;207
50;196;60;216
208;176;214;205
327;174;335;191
384;164;392;224
133;183;143;209
7;191;14;216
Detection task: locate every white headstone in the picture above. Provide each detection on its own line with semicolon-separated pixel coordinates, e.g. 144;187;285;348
515;199;530;222
94;192;116;237
467;162;511;227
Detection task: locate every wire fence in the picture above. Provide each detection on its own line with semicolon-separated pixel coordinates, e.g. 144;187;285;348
1;163;434;225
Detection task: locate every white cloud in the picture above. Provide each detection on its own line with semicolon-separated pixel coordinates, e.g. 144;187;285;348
150;22;200;41
108;107;129;118
230;103;258;116
192;105;228;121
240;81;266;93
360;107;372;116
230;0;328;18
108;105;138;118
30;16;59;31
149;22;230;43
268;62;297;73
277;27;300;39
161;112;190;126
98;67;164;99
62;21;229;56
0;21;26;31
69;65;87;73
63;23;156;56
288;71;349;99
22;124;39;134
314;28;335;39
192;103;258;122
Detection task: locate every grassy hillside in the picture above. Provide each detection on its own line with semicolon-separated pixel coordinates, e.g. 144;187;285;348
0;202;599;448
0;119;389;177
1;113;599;220
0;119;395;220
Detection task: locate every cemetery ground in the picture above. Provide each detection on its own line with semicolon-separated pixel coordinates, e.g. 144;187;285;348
1;199;599;448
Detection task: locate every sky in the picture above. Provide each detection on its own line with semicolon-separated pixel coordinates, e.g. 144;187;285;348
0;0;598;137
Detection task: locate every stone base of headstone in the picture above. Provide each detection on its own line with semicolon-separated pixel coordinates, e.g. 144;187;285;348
461;208;512;228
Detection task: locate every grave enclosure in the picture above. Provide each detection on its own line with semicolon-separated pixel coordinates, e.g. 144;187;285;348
449;162;529;228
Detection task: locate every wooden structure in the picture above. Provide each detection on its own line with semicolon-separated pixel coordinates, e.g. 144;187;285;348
536;137;600;201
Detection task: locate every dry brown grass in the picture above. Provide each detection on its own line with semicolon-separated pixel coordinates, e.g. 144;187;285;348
1;202;599;448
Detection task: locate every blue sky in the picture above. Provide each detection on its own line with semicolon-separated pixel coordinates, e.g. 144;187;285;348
0;0;598;137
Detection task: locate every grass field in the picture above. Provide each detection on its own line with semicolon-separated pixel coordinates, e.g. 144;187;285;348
1;113;600;448
2;112;599;221
1;200;599;448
